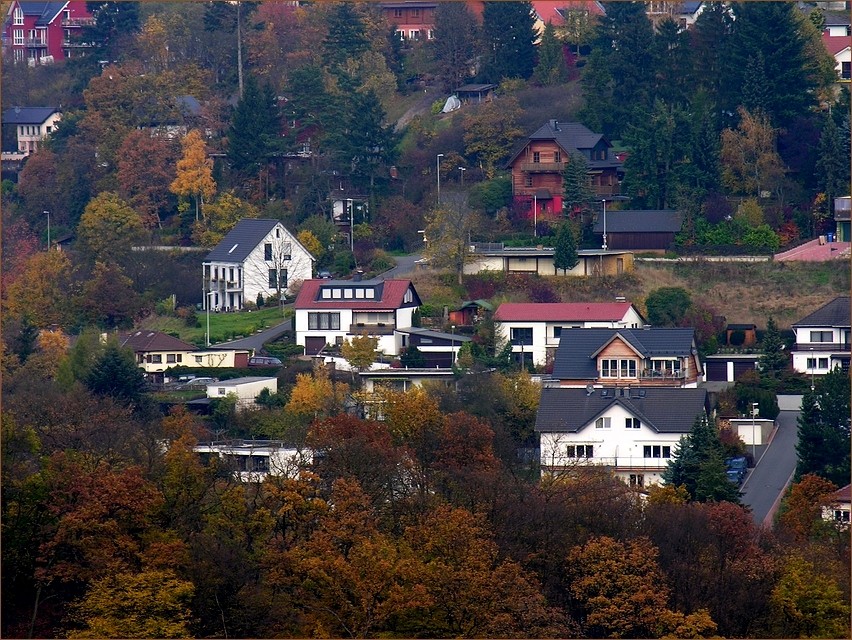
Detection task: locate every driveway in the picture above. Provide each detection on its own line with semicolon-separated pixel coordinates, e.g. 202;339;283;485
379;253;422;280
216;316;292;352
739;410;799;526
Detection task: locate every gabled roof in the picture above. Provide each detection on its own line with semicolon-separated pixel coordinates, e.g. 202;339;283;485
793;297;851;328
15;1;67;25
535;386;708;433
395;327;471;342
120;330;197;353
507;120;623;170
822;33;852;57
495;301;640;323
592;210;683;233
2;106;60;125
204;219;312;264
295;279;421;311
831;484;851;504
552;327;696;380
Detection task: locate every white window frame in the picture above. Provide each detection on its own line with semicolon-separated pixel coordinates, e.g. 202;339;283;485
566;444;594;458
13;29;24;45
595;417;611;429
625;417;640;429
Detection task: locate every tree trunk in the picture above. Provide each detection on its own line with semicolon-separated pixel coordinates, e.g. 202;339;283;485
237;2;244;99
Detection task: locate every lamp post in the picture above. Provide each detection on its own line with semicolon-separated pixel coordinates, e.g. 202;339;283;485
206;290;216;347
44;210;50;250
809;347;815;391
450;324;456;365
436;154;444;205
751;402;759;461
458;166;465;186
601;199;607;250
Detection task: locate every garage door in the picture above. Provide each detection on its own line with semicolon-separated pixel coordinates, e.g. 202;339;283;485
305;337;326;355
705;361;728;381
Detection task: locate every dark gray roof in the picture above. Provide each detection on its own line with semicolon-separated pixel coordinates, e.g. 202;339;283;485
507;120;622;171
18;1;66;25
592;210;683;233
552;328;696;380
2;106;59;125
793;297;850;328
396;327;471;342
204;219;281;263
535;386;708;434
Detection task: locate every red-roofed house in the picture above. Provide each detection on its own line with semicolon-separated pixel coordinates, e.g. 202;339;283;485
822;484;851;529
294;278;422;357
3;0;93;65
494;301;645;366
822;33;851;81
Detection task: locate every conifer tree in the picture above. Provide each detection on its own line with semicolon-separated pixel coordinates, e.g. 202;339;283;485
480;1;537;81
532;21;568;86
227;75;279;179
758;317;787;378
561;152;594;217
553;223;579;275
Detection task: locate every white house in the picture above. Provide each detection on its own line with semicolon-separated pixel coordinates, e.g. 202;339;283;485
294;278;421;357
536;385;709;487
791;296;850;377
1;106;61;159
494;301;645;367
822;484;851;529
822;33;851;81
194;440;309;482
206;376;278;410
203;219;314;312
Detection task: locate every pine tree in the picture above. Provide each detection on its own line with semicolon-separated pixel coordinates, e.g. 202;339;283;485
532;21;568;86
86;343;147;407
322;2;370;88
758;317;787;378
561;152;594;217
480;1;537;81
553;223;579;274
227;75;279;178
433;2;479;91
816;115;851;216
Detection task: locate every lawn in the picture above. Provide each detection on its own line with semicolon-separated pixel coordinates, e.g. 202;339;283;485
139;306;291;346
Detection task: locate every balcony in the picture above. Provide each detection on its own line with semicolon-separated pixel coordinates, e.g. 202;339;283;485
520;162;564;173
63;39;92;48
224;280;242;291
25;39;47;47
61;17;95;26
546;456;671;471
349;323;395;336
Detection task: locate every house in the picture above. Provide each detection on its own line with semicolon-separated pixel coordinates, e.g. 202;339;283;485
822;32;851;81
592;209;683;252
494;301;646;367
395;327;470;367
536;385;710;487
382;1;437;42
448;299;493;326
2;0;93;64
822;484;851;528
835;196;850;242
645;0;705;29
203;219;314;312
464;243;634;277
359;367;461;393
530;1;605;38
454;83;497;104
791;296;851;376
206;376;278;410
506;120;624;220
119;330;250;383
703;353;760;383
1;106;61;159
294;278;421;357
551;327;704;388
194;440;309;482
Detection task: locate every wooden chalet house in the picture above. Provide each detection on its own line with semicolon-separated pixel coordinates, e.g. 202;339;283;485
506;120;624;221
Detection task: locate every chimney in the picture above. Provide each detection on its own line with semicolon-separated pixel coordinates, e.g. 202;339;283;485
549;119;559;131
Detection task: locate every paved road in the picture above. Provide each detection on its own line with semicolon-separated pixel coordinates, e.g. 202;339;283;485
740;410;799;526
378;253;422;280
215;316;292;352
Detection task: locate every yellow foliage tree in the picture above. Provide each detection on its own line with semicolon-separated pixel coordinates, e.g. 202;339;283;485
25;329;70;379
720;107;786;198
170;129;216;222
297;229;323;263
341;333;379;374
3;250;74;328
462;95;524;179
192;191;259;247
735;198;764;227
77;192;146;263
286;364;349;418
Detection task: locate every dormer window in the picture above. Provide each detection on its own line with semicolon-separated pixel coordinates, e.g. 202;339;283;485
600;358;636;379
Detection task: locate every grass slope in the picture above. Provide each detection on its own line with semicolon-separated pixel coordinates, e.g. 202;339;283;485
138;306;290;345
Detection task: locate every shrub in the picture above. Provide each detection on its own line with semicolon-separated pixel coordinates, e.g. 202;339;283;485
256;292;265;307
729;329;746;346
176;306;197;327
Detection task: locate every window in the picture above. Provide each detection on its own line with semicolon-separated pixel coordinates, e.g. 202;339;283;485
280;269;287;289
14;6;23;24
251;455;269;472
834;509;850;523
409;29;420;40
626;418;641;429
280;242;291;260
554;151;561;163
269;269;277;288
595;417;611;429
510;327;533;346
524;175;533;187
629;474;644;487
14;49;24;62
412;8;420;17
264;243;272;260
843;61;851;80
533;151;541;163
393;8;403;17
567;444;594;458
427;29;435;40
643;445;672;459
332;289;342;299
13;29;24;45
651;359;682;376
151;354;162;364
195;356;203;364
275;227;280;238
601;358;637;378
395;29;404;41
344;288;353;299
355;288;365;299
218;388;226;396
553;326;562;338
365;289;375;299
167;354;177;363
819;357;829;368
321;289;331;299
308;312;341;330
810;330;833;343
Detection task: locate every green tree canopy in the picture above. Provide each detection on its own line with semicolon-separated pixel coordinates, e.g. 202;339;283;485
795;367;851;486
432;2;479;91
561;152;594;217
553;222;579;274
645;287;692;327
227;74;279;179
532;21;568;86
480;1;537;82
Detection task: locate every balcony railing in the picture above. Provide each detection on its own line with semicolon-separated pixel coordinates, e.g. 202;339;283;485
349;323;395;336
545;456;671;470
520;162;564;173
639;370;686;380
224;280;242;291
61;17;95;26
25;39;47;47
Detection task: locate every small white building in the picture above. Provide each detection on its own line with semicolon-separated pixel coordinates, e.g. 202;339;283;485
494;301;645;367
206;376;278;409
294;278;421;357
536;386;709;488
203;219;314;311
1;106;61;158
791;297;850;377
194;440;309;482
822;484;851;529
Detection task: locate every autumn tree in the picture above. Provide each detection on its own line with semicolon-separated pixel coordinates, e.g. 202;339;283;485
432;2;478;91
720;107;786;198
533;21;569;86
778;474;839;541
462;96;524;179
286;363;348;418
78;262;144;329
170;129;216;222
424;197;481;285
15;148;66;229
341;333;379;376
117;129;179;228
192;191;259;247
3;250;75;329
77;192;146;264
566;535;717;638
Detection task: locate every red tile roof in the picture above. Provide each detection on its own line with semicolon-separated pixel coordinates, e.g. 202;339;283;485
833;484;851;503
120;330;197;352
495;302;637;322
531;0;604;25
294;279;418;311
822;33;851;56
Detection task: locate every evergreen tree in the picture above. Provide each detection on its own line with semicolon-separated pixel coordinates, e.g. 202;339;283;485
688;3;732;121
532;21;568;86
322;2;370;88
227;75;279;179
758;317;787;378
795;367;851;487
652;18;691;107
816;115;851;216
663;415;741;503
400;345;426;368
432;2;479;91
85;343;147;408
561;152;594;217
83;1;140;63
553;223;579;274
480;1;537;81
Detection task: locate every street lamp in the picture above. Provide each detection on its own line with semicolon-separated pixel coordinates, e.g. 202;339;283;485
751;402;759;461
44;210;50;250
458;166;466;186
436;154;444;205
206;290;216;347
601;199;607;251
450;324;456;365
809;347;815;391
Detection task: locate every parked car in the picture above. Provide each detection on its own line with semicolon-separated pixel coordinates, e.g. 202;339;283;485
317;270;333;279
725;456;748;485
248;356;283;367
